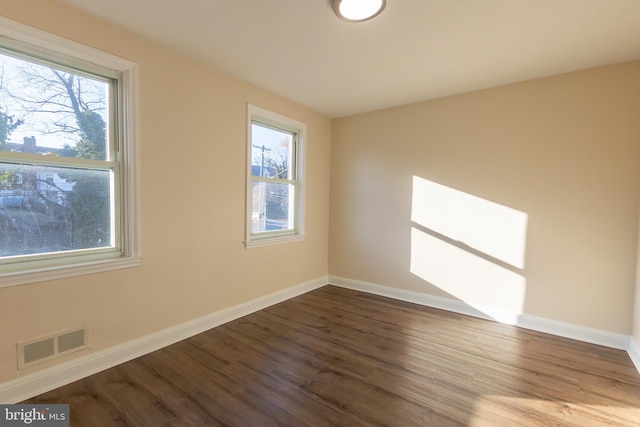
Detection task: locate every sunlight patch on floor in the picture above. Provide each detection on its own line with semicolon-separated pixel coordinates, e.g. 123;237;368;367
469;395;640;426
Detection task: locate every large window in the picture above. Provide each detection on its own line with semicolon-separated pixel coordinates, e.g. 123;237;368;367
0;18;139;287
246;105;305;247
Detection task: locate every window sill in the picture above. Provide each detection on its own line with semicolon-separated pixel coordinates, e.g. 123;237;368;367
245;234;304;248
0;256;143;288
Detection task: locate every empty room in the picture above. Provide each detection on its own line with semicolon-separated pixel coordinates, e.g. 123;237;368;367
1;0;640;425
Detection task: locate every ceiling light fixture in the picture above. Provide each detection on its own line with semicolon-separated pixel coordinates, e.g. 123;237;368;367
332;0;387;22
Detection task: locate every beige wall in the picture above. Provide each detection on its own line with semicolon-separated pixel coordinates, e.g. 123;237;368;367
1;0;639;389
634;211;640;347
0;0;331;383
330;61;640;334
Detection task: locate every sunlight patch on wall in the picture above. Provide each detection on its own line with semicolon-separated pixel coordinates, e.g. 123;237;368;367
410;176;528;323
412;176;528;269
410;228;526;322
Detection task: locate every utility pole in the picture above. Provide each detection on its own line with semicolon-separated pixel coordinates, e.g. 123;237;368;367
253;144;272;177
253;144;271;230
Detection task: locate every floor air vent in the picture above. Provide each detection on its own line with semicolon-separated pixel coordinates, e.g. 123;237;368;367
18;326;89;369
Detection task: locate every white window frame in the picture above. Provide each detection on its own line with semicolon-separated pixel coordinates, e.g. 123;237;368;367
246;104;305;248
0;17;140;288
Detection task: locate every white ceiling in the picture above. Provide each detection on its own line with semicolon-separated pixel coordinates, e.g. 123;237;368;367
59;0;640;118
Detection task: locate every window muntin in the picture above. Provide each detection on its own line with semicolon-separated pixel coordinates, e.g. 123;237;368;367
246;105;305;247
0;17;139;286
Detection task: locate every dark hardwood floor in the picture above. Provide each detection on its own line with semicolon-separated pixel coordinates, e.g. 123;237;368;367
26;285;640;426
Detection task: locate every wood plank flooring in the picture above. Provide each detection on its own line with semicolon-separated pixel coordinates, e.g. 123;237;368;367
26;285;640;426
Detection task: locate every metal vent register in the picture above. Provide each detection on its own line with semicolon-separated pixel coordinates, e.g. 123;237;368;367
18;326;89;369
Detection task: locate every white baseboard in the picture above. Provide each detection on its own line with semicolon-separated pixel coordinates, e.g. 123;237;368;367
0;276;328;404
329;275;631;351
3;274;637;403
629;337;640;374
330;275;500;320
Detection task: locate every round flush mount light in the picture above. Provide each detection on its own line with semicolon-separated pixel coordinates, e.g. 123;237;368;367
332;0;387;22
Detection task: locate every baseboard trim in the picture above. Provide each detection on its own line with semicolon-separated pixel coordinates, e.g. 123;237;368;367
330;275;499;320
0;276;328;404
3;274;636;403
629;337;640;374
328;275;631;351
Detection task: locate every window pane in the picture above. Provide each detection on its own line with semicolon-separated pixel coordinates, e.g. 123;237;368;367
251;180;293;233
251;123;293;179
0;51;110;161
0;163;112;257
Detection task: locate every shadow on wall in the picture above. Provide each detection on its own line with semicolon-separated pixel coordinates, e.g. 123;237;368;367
410;176;529;324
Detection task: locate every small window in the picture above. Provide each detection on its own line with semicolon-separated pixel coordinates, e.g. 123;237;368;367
246;105;305;247
0;17;139;287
